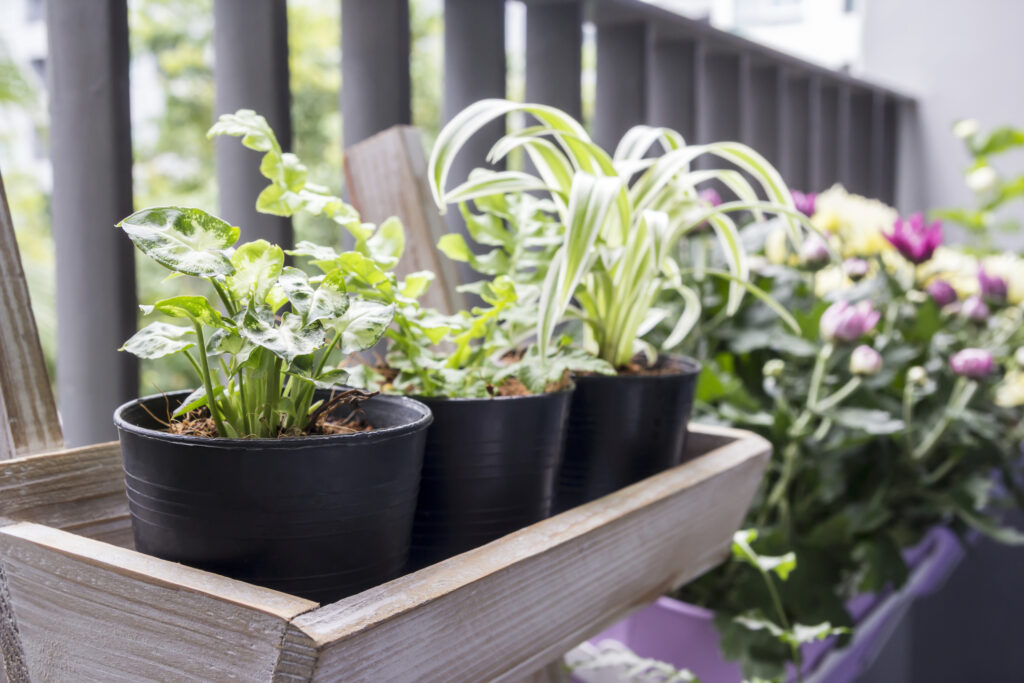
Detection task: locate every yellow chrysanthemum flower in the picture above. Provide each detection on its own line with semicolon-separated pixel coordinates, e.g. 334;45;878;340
812;185;898;259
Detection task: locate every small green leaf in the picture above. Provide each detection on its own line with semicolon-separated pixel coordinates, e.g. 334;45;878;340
120;322;194;359
366;217;405;268
400;271;434;300
308;269;350;324
438;233;473;262
832;408;905;435
328;300;395;353
171;385;208;418
119;207;239;276
143;295;225;328
226;240;284;302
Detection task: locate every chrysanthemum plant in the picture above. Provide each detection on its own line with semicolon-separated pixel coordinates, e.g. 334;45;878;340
427;99;813;371
118;109;433;437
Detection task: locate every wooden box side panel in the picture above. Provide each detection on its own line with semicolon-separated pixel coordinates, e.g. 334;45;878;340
0;442;130;546
0;524;317;682
300;431;770;682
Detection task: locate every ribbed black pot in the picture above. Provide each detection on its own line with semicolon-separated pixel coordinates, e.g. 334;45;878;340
555;355;701;511
406;389;573;571
114;390;432;604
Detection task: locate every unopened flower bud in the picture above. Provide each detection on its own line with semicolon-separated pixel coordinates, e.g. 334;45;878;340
763;359;786;378
1016;347;1024;367
950;348;994;378
961;295;990;322
842;258;870;281
926;279;958;307
978;267;1008;302
967;166;998;193
820;301;880;343
800;236;830;267
953;119;979;140
907;366;928;385
850;345;883;376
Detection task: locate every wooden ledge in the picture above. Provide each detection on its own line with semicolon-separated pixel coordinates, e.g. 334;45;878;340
0;423;770;681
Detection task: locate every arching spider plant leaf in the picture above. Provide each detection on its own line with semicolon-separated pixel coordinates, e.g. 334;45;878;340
119;207;239;277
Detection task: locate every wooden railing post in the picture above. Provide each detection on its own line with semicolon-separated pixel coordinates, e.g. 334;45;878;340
647;37;702;143
525;0;583;121
594;21;648;151
213;0;292;246
442;0;506;284
342;0;411;147
46;0;137;448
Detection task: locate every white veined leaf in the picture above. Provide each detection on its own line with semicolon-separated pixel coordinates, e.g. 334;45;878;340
365;216;405;269
226;239;284;302
327;300;396;354
120;322;195;359
240;307;326;363
119;207;239;277
277;267;315;318
206;109;277;153
308;269;350;324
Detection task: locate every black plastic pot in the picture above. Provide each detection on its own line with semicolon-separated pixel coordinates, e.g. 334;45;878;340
555;355;701;511
114;389;432;604
406;389;573;571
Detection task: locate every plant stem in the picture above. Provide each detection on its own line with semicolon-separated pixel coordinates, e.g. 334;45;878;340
210;279;237;317
758;566;803;682
902;381;916;458
313;330;341;377
192;324;226;437
912;378;977;460
807;343;833;409
237;368;252;436
813;376;862;413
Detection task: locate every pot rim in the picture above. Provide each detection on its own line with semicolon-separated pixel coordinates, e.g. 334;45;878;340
409;384;575;404
580;353;702;382
114;389;433;449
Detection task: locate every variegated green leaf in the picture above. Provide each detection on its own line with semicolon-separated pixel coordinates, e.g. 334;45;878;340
277;266;315;318
327;300;395;354
119;207;238;276
142;295;225;328
240;307;326;363
308;269;350;324
119;322;194;359
226;239;284;302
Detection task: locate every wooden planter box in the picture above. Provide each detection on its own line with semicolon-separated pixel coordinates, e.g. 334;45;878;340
0;424;768;681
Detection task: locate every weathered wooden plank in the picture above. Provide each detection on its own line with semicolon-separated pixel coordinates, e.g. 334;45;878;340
0;172;63;461
0;442;129;548
0;523;317;681
294;425;769;682
343;125;466;314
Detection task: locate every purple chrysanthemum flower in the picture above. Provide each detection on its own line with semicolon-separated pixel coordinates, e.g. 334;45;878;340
961;295;990;322
842;258;870;281
978;267;1008;302
698;188;722;207
792;190;816;217
884;213;943;264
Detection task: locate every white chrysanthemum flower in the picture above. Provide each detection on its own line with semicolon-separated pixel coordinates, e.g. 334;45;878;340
813;184;897;258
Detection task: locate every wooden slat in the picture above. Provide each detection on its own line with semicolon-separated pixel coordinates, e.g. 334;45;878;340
0;442;129;547
0;425;768;681
0;523;317;681
294;425;769;681
0;172;62;461
343;125;465;314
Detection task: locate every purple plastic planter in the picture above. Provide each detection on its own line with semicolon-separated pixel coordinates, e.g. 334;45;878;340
582;526;964;683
